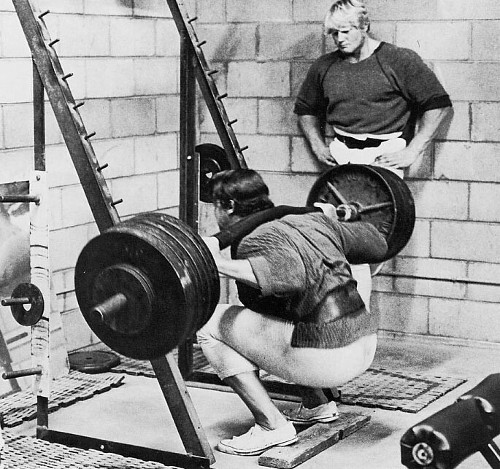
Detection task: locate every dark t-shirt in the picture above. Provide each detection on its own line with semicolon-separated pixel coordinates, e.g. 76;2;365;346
234;212;387;348
294;42;452;136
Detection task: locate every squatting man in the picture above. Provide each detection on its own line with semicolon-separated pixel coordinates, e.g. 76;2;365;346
198;168;388;455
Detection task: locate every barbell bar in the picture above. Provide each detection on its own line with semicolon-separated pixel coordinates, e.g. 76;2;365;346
75;164;416;359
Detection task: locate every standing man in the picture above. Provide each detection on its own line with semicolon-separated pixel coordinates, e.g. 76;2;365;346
289;0;452;421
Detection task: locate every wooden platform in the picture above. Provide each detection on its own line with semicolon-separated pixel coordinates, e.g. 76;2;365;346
258;411;370;468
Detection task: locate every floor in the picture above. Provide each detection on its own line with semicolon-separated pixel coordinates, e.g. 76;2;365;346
13;334;500;469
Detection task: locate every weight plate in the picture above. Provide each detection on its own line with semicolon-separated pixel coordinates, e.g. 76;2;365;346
68;350;120;374
9;283;44;326
307;164;415;263
196;143;231;203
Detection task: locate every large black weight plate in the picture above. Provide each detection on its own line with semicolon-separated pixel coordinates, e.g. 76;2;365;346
196;143;231;203
68;350;120;374
75;213;220;360
76;225;190;360
307;164;415;263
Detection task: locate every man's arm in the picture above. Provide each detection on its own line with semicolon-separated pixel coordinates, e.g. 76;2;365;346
298;115;337;166
375;106;453;169
202;236;259;288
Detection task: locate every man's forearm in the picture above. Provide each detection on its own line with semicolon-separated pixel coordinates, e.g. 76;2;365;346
298;115;327;153
407;106;453;154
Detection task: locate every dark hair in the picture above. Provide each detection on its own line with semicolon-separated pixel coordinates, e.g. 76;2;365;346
210;169;274;217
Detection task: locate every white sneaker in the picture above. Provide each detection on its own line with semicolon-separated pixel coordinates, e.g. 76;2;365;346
217;421;298;456
283;401;339;424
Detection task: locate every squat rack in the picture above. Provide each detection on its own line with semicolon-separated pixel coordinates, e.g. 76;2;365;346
9;0;249;467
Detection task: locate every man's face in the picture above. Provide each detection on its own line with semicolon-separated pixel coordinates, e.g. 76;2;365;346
213;200;231;230
327;14;367;56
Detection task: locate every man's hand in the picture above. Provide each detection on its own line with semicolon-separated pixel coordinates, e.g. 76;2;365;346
314;145;338;166
374;146;421;169
202;236;221;259
314;202;339;220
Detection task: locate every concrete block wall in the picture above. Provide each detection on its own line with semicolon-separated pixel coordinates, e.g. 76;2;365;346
193;0;500;345
0;0;499;358
0;0;185;358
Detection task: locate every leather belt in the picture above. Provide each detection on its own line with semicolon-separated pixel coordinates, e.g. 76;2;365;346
336;134;384;149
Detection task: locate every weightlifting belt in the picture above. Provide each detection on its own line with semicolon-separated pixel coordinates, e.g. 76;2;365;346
335;133;383;149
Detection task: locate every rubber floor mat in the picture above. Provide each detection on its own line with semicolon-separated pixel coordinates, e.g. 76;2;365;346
1;430;178;468
113;348;467;413
0;371;124;427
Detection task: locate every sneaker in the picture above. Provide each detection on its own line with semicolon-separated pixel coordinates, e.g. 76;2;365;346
217;421;298;456
283;401;339;424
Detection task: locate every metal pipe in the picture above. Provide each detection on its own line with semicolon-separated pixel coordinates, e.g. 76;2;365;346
377;272;500;287
0;194;40;204
3;367;43;379
1;297;31;306
89;293;128;324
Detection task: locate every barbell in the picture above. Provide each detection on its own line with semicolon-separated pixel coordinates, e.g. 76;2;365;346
75;164;415;359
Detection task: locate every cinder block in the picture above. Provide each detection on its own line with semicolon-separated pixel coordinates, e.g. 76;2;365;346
290;136;326;173
0;12;31;57
50;223;98;272
134;57;178;95
58;15;110;57
234;134;290;172
373;292;429;334
291;61;315;98
84;0;133;16
0;59;33;103
110;18;156;56
429;298;500;342
398;220;431;258
258;23;323;61
263;172;319;206
60;184;95;227
56;57;86;100
197;0;226;23
467;262;500;303
92;137;135;178
470;183;500;222
370;22;396;43
258;98;299;135
200;97;257;135
404;147;433;179
157;170;180;209
0;0;15;11
407;180;468;220
45;144;80;188
395;256;467;280
135;134;178;174
293;0;333;22
438;0;500;20
227;0;292;23
439;62;500;101
0;107;4;148
0;148;32;184
431;220;500;263
86;58;135;98
156;19;180;56
396;22;470;61
435;142;500;183
472;21;500;61
61;308;95;351
368;0;441;21
227;62;290;97
472;102;500;142
195;24;256;62
110;173;158;217
78;99;112;140
39;0;84;14
395;277;466;300
156;95;180;132
3;103;62;149
110;97;156;137
436;101;470;141
133;0;171;18
49;187;63;230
